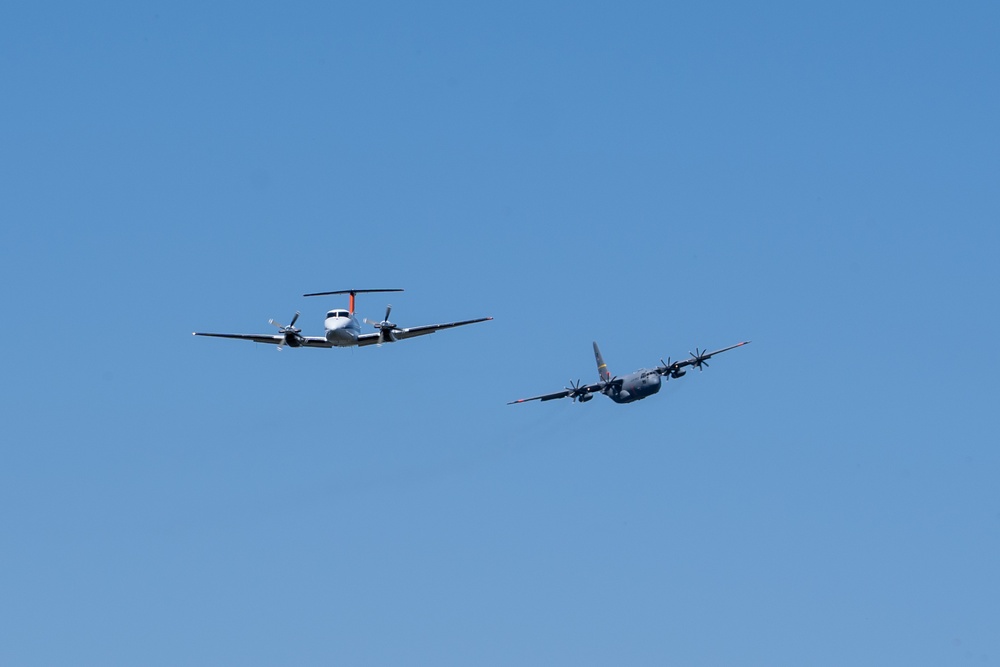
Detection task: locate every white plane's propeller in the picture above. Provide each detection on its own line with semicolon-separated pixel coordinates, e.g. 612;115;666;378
364;305;399;344
268;311;302;350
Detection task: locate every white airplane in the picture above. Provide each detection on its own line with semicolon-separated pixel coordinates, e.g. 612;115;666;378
193;288;492;350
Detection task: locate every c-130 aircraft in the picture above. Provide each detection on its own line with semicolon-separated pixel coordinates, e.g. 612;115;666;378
508;340;750;405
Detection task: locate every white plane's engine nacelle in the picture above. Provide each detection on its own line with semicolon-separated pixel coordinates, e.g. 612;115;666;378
270;313;303;349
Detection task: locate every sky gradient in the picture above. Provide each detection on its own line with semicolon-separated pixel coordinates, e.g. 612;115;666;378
3;2;999;665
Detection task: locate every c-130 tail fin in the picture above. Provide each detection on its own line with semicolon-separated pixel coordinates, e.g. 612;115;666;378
593;342;611;382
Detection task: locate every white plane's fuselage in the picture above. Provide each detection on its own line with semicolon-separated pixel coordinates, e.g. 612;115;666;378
323;309;362;347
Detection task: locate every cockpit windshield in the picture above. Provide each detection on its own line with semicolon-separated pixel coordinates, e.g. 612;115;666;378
327;310;349;319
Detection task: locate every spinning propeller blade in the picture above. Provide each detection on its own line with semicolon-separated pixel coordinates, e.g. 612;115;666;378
267;311;302;350
364;304;399;344
690;348;710;370
565;379;585;402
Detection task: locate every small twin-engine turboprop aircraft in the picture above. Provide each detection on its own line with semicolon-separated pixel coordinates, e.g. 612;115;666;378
508;340;750;405
193;288;492;350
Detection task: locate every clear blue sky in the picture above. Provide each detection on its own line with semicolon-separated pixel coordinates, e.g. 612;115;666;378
3;2;999;665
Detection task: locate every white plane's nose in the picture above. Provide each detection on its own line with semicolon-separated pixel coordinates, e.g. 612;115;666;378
325;319;348;341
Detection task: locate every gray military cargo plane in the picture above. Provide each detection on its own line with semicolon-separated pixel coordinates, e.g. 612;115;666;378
194;288;492;350
508;340;750;405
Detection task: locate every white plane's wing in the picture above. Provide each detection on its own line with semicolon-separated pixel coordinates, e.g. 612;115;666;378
192;332;334;348
355;333;383;347
299;336;336;348
355;317;493;347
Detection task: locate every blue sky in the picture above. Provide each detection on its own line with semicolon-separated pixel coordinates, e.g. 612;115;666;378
2;2;999;665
